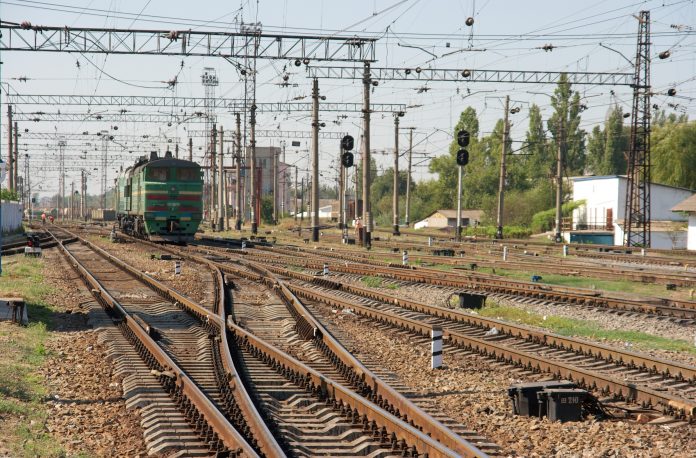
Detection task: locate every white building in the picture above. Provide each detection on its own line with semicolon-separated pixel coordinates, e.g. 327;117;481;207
672;194;696;251
571;175;693;249
414;209;483;230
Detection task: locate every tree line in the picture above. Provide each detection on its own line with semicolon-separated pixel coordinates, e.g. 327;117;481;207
366;74;695;230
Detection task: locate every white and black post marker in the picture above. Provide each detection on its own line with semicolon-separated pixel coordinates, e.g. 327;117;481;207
323;263;329;276
174;260;182;275
431;325;443;369
402;250;409;266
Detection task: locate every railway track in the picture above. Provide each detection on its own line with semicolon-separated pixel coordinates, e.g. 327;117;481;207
47;228;264;456
60;226;491;457
170;241;696;422
238;246;696;323
249;263;696;422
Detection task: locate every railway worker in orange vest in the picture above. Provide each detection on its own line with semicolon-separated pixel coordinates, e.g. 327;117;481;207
41;212;46;225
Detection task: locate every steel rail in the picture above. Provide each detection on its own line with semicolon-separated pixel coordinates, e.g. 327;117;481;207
49;228;285;457
226;319;467;458
276;275;696;420
305;240;696;287
48;230;258;456
237;259;488;457
263;265;696;384
93;229;484;457
248;247;696;319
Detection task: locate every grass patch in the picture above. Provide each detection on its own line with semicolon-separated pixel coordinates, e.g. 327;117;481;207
361;276;384;288
477;267;689;300
0;255;65;457
479;302;696;355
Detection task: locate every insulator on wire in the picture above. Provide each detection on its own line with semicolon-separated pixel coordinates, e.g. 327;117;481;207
465;17;475;26
659;50;671;59
667;88;677;96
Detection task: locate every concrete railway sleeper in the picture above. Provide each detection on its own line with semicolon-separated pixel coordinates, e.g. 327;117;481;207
48;229;257;456
276;276;696;421
240;249;696;321
70;227;489;457
268;266;696;385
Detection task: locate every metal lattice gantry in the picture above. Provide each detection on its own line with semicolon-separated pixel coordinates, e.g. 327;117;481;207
10;111;210;123
2;93;240;108
624;10;652;248
185;129;347;139
307;66;634;86
0;23;377;61
227;102;407;113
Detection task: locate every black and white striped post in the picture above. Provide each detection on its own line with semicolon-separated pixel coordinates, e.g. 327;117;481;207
174;260;182;275
323;263;329;276
402;250;409;266
431;325;443;369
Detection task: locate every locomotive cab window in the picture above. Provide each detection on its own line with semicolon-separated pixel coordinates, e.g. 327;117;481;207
177;168;199;181
147;167;169;181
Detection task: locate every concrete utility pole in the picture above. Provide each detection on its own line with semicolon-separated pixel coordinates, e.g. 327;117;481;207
7;106;13;191
250;103;258;234
496;95;510;239
392;113;402;235
188;137;193;162
338;146;345;230
456;164;463;241
294;166;299;222
311;78;321;242
217;126;225;231
70;181;75;219
25;155;31;221
554;117;565;243
362;62;372;248
235;113;242;230
272;147;278;224
300;176;305;223
13;122;19;193
404;127;415;226
80;170;86;220
59;138;66;219
175;143;179;159
224;148;230;230
210;125;217;228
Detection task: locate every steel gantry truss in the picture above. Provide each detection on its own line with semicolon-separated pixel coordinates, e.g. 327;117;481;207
11;111;210;123
227;102;407;113
624;11;652;248
3;93;239;108
307;66;634;86
185;129;347;139
0;23;377;62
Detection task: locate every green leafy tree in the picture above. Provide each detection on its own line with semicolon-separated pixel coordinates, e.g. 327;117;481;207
547;74;586;174
586;106;628;175
651;120;696;190
525;104;554;182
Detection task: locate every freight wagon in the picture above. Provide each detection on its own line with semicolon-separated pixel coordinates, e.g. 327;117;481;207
114;151;203;243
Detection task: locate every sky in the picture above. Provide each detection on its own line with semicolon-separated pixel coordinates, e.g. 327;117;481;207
1;0;695;198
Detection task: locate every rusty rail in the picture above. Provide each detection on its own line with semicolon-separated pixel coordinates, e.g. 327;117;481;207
289;281;696;419
226;319;469;458
244;248;696;320
77;228;487;457
49;230;258;457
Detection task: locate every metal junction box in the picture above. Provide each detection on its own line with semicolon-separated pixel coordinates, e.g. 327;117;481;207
458;292;487;309
508;380;576;417
538;388;587;422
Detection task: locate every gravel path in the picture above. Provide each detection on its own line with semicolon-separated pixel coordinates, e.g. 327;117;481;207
40;248;149;456
86;234;215;308
310;299;696;458
327;273;696;367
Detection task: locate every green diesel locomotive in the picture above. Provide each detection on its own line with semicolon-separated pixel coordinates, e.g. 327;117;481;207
115;151;203;242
